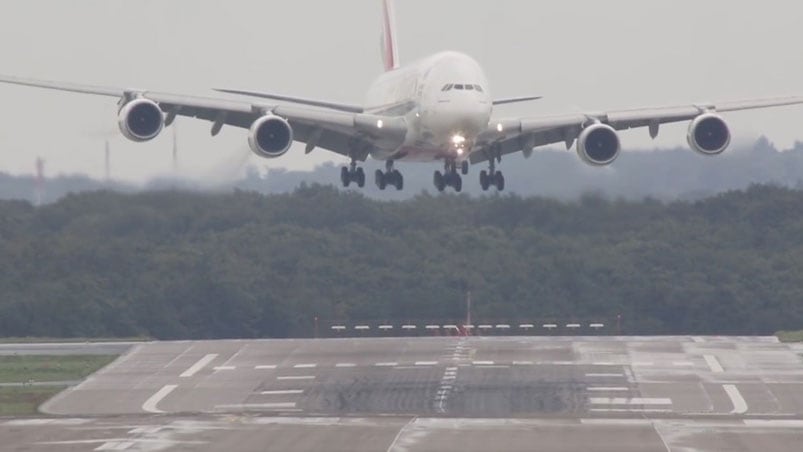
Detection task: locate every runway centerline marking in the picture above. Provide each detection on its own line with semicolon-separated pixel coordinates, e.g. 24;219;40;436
415;361;438;366
261;390;304;395
255;365;277;370
141;384;177;414
376;362;398;367
277;376;315;381
704;355;725;373
335;363;356;368
587;387;630;392
724;384;748;414
213;366;235;371
216;402;297;410
589;397;672;406
180;354;218;378
294;364;317;369
586;373;625;378
472;361;494;365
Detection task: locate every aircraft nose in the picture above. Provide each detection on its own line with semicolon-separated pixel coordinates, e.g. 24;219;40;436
436;101;491;135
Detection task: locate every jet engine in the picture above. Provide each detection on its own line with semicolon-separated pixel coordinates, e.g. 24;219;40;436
687;113;730;155
248;115;294;158
118;98;164;142
577;123;620;166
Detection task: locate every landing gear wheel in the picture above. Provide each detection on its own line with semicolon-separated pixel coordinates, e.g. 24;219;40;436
341;166;350;187
461;161;469;175
479;170;490;191
453;173;463;193
434;171;446;192
355;167;365;188
391;170;404;190
375;169;386;190
495;171;505;191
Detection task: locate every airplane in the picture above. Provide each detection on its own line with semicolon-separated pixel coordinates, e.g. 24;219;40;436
1;0;802;193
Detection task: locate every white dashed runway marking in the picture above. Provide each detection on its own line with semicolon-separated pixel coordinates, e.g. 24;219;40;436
260;390;304;395
277;376;315;381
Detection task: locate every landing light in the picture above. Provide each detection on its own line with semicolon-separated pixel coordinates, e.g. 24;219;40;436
452;134;466;145
496;123;504;133
377;119;384;129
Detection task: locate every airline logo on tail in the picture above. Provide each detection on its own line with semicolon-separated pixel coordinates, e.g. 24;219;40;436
381;0;400;72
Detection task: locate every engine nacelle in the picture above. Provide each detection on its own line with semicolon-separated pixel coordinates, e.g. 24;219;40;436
577;123;620;166
118;98;164;142
248;115;294;158
687;114;731;155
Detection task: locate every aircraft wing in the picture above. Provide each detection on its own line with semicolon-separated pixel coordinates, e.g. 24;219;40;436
471;97;803;164
0;75;407;161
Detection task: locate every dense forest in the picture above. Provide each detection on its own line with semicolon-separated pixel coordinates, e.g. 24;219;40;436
1;184;803;339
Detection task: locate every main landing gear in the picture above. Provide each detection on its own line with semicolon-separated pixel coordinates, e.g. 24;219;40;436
433;161;463;193
479;159;504;191
375;161;404;191
341;161;365;188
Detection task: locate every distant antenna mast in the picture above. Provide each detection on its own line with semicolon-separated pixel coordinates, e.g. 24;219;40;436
104;140;111;183
34;157;45;206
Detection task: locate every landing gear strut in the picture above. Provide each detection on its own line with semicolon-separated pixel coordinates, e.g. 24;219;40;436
341;160;365;188
479;159;504;191
434;160;463;193
375;160;404;191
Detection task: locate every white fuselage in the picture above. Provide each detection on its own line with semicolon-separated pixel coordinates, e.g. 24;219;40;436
363;51;492;162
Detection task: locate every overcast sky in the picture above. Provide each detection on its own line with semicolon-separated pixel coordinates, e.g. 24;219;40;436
0;0;801;182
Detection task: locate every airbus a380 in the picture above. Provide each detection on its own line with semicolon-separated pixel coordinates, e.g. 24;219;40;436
2;0;803;192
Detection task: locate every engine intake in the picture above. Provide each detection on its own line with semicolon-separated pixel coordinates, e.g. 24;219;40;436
687;114;730;155
577;123;620;166
248;115;293;158
118;99;164;142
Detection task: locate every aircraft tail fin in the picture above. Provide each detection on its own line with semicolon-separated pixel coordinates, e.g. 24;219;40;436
380;0;400;72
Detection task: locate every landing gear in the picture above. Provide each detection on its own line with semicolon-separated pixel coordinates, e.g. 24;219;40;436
375;161;404;191
434;161;463;193
479;159;505;191
341;161;365;188
461;160;469;175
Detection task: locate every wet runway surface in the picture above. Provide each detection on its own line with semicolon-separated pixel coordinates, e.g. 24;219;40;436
4;336;803;451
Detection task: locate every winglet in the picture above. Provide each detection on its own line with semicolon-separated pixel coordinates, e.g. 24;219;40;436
380;0;400;72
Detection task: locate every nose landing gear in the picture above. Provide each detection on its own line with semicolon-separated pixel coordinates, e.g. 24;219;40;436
434;161;463;193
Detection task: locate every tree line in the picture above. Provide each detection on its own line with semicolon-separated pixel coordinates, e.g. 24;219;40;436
1;184;803;339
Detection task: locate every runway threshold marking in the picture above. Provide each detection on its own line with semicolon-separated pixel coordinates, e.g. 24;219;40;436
704;355;725;373
95;441;135;451
180;354;218;378
141;384;178;414
723;384;748;414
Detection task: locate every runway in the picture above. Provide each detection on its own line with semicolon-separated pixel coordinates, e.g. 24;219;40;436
4;336;803;451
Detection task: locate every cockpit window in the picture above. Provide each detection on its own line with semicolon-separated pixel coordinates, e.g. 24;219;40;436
465;85;474;91
443;83;483;92
454;84;464;90
441;84;453;92
474;85;484;92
